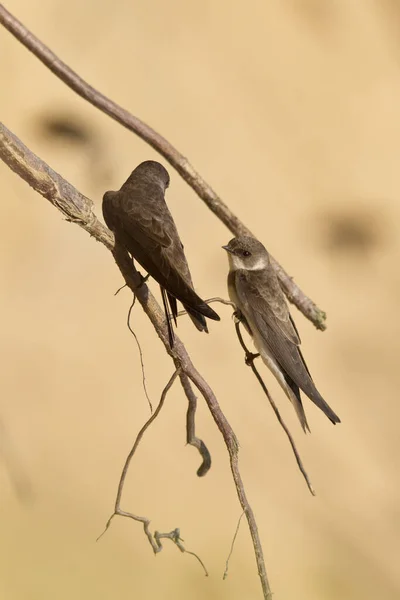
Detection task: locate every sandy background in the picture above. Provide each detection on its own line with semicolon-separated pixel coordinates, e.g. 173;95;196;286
1;1;400;598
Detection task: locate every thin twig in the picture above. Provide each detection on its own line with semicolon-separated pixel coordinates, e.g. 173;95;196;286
97;369;179;542
97;369;207;574
179;373;211;477
126;294;153;413
235;321;315;496
114;283;127;296
0;122;273;598
154;529;208;576
0;3;327;332
223;511;245;580
204;297;236;309
176;296;236;318
114;368;180;514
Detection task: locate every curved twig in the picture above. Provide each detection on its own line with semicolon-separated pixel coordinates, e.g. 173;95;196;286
0;3;327;332
179;373;212;477
97;369;180;546
96;369;207;575
176;296;236;319
115;369;180;513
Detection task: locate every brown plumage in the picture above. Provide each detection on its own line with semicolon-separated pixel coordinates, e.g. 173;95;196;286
224;235;340;431
103;160;220;345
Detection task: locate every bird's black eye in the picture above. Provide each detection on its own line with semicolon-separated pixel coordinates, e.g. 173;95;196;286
242;250;251;257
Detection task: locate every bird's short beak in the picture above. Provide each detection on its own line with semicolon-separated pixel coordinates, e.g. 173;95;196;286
222;245;233;254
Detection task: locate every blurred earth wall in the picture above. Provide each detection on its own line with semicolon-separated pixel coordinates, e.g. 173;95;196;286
1;1;400;599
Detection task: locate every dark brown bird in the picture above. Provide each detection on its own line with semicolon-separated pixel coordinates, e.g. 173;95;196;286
103;160;220;345
223;235;340;431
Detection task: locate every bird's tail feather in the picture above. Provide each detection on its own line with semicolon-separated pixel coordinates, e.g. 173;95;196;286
167;293;178;326
296;346;341;424
308;388;341;425
161;288;175;348
185;305;208;332
283;373;310;433
195;301;220;321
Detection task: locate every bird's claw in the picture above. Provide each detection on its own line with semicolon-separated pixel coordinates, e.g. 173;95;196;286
138;272;150;288
245;352;260;366
233;310;244;324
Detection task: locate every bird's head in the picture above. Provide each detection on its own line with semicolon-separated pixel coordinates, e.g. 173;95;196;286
124;160;170;190
222;236;270;271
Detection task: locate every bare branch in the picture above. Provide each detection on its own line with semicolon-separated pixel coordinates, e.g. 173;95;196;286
235;321;315;496
114;368;179;513
0;121;113;249
0;121;273;598
0;3;327;331
97;369;179;544
153;528;208;576
97;369;207;574
179;373;212;477
115;369;180;513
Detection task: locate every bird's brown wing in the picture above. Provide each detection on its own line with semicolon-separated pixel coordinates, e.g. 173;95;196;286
103;187;174;249
235;268;340;424
235;268;300;345
103;186;218;322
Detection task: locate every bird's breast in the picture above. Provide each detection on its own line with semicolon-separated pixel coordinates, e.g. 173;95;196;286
227;270;239;306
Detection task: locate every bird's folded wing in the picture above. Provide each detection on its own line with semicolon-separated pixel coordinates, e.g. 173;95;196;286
104;189;174;249
103;190;215;314
235;270;300;344
235;271;340;424
234;270;313;383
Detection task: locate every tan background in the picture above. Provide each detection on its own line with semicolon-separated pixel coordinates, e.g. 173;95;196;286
1;1;400;598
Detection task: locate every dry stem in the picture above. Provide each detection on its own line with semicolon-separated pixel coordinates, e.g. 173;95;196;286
97;368;208;575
